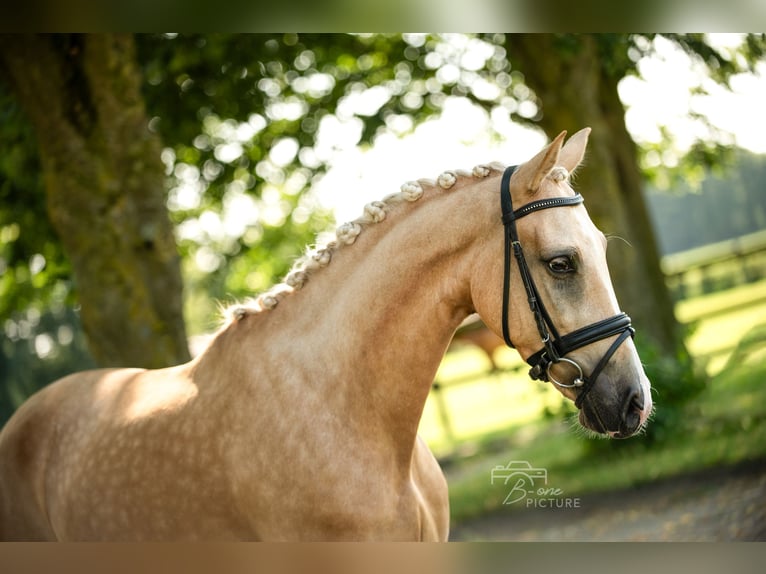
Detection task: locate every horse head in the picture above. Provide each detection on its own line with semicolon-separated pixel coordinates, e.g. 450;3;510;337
473;128;653;438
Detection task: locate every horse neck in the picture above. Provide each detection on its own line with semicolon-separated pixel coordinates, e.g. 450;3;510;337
223;174;500;449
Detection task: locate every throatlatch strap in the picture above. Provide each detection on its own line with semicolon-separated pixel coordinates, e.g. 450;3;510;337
500;166;517;348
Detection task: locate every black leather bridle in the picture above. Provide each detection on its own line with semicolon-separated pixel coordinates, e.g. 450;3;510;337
500;165;635;409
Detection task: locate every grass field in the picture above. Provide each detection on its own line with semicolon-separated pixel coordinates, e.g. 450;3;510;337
416;278;766;525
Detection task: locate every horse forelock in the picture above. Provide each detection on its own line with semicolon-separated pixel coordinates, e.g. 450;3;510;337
549;166;570;183
222;161;508;323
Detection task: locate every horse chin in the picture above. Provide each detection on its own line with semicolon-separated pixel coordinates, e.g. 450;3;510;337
578;404;640;439
578;409;608;436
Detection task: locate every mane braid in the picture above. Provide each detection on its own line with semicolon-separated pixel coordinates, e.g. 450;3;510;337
223;162;507;323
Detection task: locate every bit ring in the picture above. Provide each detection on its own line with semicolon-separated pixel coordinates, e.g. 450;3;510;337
546;357;585;388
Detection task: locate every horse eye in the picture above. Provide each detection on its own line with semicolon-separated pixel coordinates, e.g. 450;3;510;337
548;256;575;274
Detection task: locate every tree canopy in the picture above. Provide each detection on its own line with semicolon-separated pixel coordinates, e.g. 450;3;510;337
135;33;766;330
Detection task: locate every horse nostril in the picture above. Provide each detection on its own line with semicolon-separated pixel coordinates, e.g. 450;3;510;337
619;388;644;436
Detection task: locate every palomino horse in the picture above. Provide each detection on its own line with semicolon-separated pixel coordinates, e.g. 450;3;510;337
0;128;652;541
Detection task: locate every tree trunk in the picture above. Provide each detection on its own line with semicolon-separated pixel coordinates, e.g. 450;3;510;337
0;34;190;368
506;34;685;352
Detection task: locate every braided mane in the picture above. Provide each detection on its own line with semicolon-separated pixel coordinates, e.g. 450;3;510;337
224;161;571;322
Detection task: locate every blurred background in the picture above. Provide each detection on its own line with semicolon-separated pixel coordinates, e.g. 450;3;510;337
1;33;765;540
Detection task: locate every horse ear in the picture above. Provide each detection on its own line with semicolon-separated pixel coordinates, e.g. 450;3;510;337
558;127;591;173
514;130;567;195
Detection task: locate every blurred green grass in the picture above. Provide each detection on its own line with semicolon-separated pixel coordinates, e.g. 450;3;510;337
419;278;766;526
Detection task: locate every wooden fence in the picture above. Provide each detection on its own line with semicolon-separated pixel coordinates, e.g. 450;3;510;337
662;229;766;299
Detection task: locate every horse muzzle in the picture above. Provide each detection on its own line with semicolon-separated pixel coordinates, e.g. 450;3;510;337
578;379;648;438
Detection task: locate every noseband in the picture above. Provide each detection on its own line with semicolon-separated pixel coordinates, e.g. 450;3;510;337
500;165;635;409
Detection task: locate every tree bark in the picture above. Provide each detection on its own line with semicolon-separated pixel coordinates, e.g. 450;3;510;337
0;34;190;368
506;34;684;352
